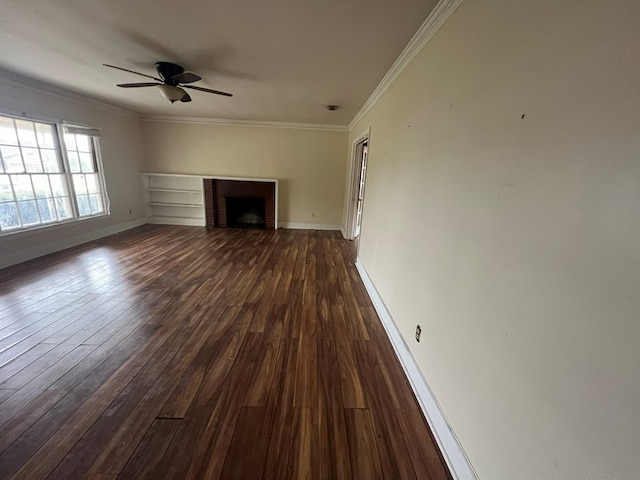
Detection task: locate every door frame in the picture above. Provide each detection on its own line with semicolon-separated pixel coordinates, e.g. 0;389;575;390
344;127;370;240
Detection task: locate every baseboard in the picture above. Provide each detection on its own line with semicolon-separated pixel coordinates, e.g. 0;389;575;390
147;216;206;227
0;218;147;270
340;225;347;239
279;222;342;231
355;258;477;480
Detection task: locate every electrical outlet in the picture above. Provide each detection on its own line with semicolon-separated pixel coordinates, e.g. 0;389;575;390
415;324;421;342
311;212;316;218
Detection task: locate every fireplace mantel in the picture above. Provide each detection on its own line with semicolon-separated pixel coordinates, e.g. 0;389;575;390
141;173;278;228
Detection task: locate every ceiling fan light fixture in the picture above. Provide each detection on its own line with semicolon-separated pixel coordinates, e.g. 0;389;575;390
157;84;186;103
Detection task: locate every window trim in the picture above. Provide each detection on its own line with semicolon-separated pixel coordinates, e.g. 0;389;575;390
0;112;109;236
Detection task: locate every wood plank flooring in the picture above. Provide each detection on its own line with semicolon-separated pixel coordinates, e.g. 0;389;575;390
0;225;450;479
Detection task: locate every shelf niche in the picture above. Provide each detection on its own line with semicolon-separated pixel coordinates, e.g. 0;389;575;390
142;173;205;226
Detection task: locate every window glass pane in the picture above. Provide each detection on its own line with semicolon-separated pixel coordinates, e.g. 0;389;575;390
2;146;23;173
89;194;104;214
0;202;20;229
73;174;87;194
55;196;72;220
85;173;100;194
17;200;40;225
32;175;53;199
76;135;90;152
41;149;61;173
35;124;55;149
64;133;77;151
67;151;80;172
22;147;43;172
79;152;94;173
77;194;91;216
49;174;68;197
15;120;37;147
37;198;56;223
0;117;17;145
11;175;35;200
0;175;13;202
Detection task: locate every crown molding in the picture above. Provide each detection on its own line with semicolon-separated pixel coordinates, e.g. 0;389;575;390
0;71;345;130
140;115;349;132
348;0;464;131
0;68;139;119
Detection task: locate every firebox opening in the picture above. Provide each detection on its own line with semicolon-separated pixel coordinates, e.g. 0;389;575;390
225;196;266;229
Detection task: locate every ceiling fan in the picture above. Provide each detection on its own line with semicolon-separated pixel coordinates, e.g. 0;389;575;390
104;62;233;103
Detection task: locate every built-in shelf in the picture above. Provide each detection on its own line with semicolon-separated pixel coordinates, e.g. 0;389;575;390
141;172;279;228
147;188;201;194
141;173;206;226
148;202;202;208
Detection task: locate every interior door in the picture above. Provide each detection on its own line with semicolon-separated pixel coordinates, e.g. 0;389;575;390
354;141;367;238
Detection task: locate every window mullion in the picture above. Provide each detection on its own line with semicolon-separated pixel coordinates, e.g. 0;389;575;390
55;124;79;219
10;118;25;228
32;121;45;172
46;175;59;222
13;118;25;173
6;174;23;228
28;119;43;224
28;174;43;224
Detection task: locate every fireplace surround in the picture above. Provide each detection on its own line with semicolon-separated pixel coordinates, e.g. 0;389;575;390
204;178;276;229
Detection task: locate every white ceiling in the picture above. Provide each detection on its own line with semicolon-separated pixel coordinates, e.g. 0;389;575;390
0;0;438;125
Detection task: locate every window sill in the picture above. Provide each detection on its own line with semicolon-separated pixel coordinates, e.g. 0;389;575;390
0;212;110;241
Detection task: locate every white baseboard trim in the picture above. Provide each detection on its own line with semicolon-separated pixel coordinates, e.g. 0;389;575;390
355;258;477;480
279;222;342;231
147;216;206;227
0;218;147;270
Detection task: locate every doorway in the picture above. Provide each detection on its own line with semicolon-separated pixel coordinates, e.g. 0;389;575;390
353;140;367;238
346;128;370;244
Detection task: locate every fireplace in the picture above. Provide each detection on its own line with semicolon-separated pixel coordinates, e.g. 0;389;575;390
225;197;266;229
204;179;276;229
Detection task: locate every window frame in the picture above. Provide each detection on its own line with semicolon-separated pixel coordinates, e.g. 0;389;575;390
59;124;109;219
0;112;109;236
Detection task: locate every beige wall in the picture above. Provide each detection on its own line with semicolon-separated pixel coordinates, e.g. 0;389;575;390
0;73;145;268
141;121;348;227
350;0;640;478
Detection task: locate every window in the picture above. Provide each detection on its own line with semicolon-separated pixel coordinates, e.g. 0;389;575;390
64;129;105;217
0;114;108;233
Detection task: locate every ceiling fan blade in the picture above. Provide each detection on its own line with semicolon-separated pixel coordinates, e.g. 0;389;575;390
172;72;201;84
180;92;192;103
103;64;162;82
117;82;160;88
182;85;233;97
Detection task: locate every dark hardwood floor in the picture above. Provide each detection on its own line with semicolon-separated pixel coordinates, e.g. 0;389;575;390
0;225;450;479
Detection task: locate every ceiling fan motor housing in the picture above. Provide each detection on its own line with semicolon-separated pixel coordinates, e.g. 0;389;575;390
155;62;184;85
